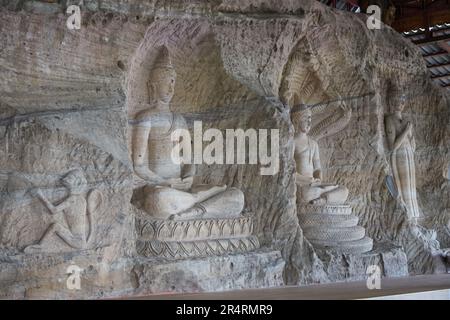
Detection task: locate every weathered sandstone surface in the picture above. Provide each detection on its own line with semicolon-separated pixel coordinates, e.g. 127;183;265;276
0;0;448;298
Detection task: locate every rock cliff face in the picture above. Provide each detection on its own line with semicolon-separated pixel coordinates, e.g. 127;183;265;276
0;0;449;298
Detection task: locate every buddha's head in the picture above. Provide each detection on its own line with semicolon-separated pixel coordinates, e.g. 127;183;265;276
291;104;312;134
62;169;87;195
148;46;176;105
396;94;407;113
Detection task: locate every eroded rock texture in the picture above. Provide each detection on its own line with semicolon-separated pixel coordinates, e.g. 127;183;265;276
0;0;449;298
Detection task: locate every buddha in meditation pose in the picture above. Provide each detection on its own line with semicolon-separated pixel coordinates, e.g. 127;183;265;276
132;46;244;220
292;106;349;205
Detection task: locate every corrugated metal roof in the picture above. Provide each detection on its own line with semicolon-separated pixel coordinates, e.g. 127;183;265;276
403;23;450;89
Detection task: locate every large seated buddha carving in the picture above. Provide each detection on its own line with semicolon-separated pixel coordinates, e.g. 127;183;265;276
132;46;244;221
292;105;373;254
131;46;258;259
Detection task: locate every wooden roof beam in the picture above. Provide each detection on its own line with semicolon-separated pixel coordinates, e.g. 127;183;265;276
431;73;450;79
392;7;450;32
422;50;449;58
413;33;450;45
427;62;450;69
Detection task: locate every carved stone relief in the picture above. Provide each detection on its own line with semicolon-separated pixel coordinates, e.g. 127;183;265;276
385;94;421;221
291;106;373;254
1;0;449;299
130;46;259;258
23;170;103;253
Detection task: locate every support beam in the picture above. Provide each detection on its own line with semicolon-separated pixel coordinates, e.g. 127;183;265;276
413;33;450;45
422;50;449;58
405;25;450;38
427;62;450;69
392;0;450;32
431;73;450;80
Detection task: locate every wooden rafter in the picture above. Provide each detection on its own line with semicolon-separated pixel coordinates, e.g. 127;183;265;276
413;33;450;45
427;62;450;69
431;73;450;80
391;0;450;32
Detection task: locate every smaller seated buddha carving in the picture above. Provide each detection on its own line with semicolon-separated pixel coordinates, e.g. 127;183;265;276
292;106;349;205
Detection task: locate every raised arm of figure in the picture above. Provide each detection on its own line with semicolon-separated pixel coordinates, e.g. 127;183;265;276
31;189;71;216
393;123;412;151
385;116;410;151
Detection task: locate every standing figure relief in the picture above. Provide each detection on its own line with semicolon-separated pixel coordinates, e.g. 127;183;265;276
384;94;421;221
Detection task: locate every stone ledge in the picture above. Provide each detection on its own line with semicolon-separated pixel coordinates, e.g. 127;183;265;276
315;242;409;283
132;250;285;294
0;249;134;299
0;249;284;299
